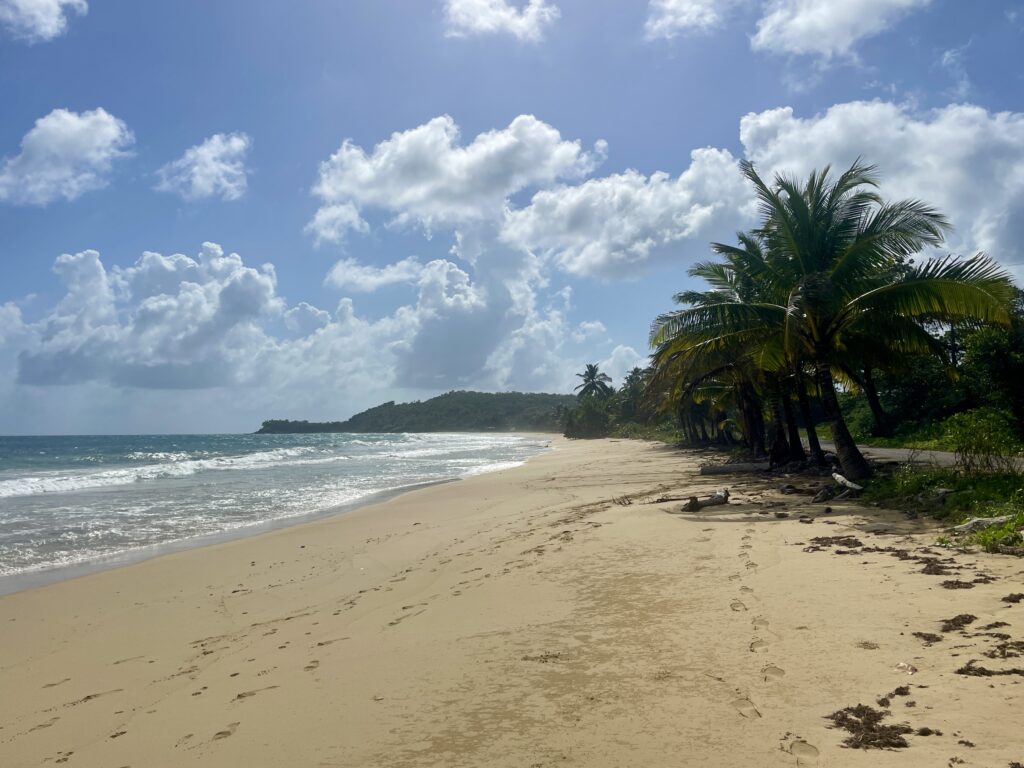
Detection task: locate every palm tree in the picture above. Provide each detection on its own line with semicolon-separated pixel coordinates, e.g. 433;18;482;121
575;363;613;399
652;160;1015;480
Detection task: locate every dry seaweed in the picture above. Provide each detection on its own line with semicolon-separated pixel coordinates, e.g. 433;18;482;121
825;704;913;749
912;631;943;645
955;660;1024;677
940;614;977;632
1002;593;1024;604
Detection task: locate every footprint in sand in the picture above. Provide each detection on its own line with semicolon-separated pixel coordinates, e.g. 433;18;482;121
213;722;240;740
739;586;754;594
752;616;769;629
731;697;762;718
304;660;319;672
738;553;750;560
740;544;753;549
761;664;785;682
728;574;741;581
790;739;820;765
730;600;748;612
750;638;769;652
745;561;758;569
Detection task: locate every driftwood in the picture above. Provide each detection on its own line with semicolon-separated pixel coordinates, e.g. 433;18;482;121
953;515;1013;534
832;472;864;491
699;462;769;476
682;489;730;512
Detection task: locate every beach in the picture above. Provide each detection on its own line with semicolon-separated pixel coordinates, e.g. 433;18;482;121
1;437;1021;767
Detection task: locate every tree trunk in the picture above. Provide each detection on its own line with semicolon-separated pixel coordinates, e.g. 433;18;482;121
862;368;892;437
795;373;826;466
742;385;767;458
781;388;807;462
766;388;790;468
816;362;872;480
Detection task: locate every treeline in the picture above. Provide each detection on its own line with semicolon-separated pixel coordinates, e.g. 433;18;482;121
562;160;1022;485
258;391;578;434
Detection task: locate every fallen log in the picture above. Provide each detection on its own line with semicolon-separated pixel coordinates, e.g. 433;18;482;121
953;515;1012;534
682;488;730;512
699;462;769;476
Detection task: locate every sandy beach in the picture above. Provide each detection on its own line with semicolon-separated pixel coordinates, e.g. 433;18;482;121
1;437;1022;767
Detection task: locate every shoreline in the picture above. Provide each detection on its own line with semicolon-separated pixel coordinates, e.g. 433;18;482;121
1;437;1020;767
0;433;555;597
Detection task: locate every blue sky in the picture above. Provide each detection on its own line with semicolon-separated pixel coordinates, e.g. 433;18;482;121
1;0;1022;434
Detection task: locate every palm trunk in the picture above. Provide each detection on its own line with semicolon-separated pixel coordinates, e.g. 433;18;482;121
862;368;892;437
816;361;872;480
767;387;790;468
796;374;826;466
781;388;806;462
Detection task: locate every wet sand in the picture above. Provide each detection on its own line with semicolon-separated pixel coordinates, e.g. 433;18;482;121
0;437;1021;767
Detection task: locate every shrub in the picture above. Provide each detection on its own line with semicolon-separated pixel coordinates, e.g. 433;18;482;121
942;408;1022;475
563;398;612;439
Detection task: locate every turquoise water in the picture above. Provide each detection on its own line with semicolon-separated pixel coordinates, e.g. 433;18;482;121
0;432;550;579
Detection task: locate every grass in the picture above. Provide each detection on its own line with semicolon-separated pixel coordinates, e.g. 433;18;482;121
863;464;1024;551
608;421;687;443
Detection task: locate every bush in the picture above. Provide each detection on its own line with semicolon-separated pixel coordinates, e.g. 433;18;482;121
943;408;1022;475
563;398;612;439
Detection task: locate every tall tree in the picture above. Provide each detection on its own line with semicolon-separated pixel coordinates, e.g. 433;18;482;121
574;363;613;399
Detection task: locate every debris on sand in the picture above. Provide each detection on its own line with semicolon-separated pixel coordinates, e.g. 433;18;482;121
912;632;943;646
955;660;1024;677
825;704;913;749
983;640;1024;659
1002;593;1024;604
803;535;864;552
940;580;976;590
894;662;918;675
940;614;977;632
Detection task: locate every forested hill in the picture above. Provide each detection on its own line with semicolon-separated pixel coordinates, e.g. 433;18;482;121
257;391;577;434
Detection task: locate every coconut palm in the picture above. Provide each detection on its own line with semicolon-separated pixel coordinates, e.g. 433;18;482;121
652;161;1015;479
574;363;613;399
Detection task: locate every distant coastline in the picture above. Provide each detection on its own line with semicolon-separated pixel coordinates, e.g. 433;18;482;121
257;390;576;434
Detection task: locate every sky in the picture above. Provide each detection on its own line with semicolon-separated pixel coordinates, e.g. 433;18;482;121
1;0;1022;435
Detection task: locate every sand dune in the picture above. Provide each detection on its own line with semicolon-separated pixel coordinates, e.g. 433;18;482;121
1;438;1021;767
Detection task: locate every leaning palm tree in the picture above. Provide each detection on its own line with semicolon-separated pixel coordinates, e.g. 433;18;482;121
574;363;613;399
654;160;1015;480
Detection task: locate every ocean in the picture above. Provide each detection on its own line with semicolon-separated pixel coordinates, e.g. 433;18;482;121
0;432;551;587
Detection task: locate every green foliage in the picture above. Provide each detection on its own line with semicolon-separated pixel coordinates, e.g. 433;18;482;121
563;397;612;439
970;509;1024;553
943;408;1022;474
863;466;1023;521
609;420;686;443
258;391;578;434
574;363;614;399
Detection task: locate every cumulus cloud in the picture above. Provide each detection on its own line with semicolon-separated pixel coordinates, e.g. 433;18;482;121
751;0;933;59
0;0;86;42
308;114;605;243
501;147;753;278
443;0;559;41
572;319;606;342
18;243;282;388
0;108;134;205
155;132;252;201
325;256;424;292
644;0;745;39
599;345;646;385
739;101;1024;270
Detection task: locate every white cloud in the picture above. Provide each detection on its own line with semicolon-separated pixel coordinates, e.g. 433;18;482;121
644;0;745;39
308;114;605;243
325;256;424;292
0;108;133;205
598;345;646;386
572;319;606;342
940;43;971;101
155;132;252;201
0;0;86;43
739;101;1024;271
751;0;932;59
501;147;752;278
444;0;559;41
